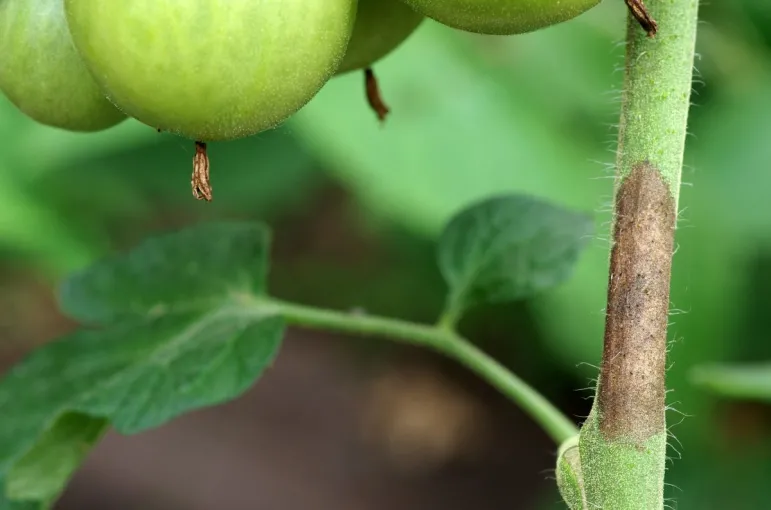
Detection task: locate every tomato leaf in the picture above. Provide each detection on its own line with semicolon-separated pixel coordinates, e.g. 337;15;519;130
0;222;284;507
437;194;593;325
0;479;39;510
6;413;107;504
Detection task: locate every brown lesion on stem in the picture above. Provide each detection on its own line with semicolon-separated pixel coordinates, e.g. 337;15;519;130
625;0;658;37
598;162;675;443
191;141;212;201
365;68;390;123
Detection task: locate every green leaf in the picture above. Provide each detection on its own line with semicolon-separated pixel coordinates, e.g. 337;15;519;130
59;222;271;324
437;194;593;325
0;222;285;507
691;363;771;402
0;473;40;510
6;413;107;503
0;486;40;510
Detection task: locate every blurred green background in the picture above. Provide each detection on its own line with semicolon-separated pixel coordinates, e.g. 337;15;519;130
2;1;771;509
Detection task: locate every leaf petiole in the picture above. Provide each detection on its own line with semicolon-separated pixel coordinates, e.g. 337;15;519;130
256;297;579;444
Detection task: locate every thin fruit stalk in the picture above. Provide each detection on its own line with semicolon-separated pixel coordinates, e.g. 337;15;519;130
560;1;700;509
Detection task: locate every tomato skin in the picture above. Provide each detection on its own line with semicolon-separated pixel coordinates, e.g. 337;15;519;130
64;0;358;141
0;0;125;131
399;0;602;35
337;0;424;75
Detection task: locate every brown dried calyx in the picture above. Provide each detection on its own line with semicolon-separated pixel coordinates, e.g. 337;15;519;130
365;68;390;123
625;0;658;37
192;141;212;201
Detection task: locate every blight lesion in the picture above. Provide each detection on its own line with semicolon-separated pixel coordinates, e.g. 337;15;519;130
598;162;675;443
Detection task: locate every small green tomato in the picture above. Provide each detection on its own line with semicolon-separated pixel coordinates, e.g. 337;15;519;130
64;0;358;141
398;0;602;35
337;0;424;75
0;0;125;131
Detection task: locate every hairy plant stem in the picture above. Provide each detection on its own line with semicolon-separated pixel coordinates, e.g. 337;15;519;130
561;2;700;509
259;298;578;444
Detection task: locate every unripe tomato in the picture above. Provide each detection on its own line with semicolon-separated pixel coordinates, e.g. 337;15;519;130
337;0;424;74
398;0;602;35
0;0;125;131
64;0;357;141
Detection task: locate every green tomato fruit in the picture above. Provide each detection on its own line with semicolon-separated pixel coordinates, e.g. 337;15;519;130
399;0;602;35
337;0;423;74
0;0;125;131
64;0;357;141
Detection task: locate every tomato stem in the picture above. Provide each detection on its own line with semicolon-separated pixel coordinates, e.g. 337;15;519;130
566;1;700;508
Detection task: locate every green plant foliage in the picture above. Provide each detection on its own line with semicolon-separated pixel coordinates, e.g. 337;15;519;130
6;413;107;503
437;194;593;326
0;484;39;510
59;223;272;322
0;2;769;507
691;363;771;402
0;197;594;507
0;223;285;507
